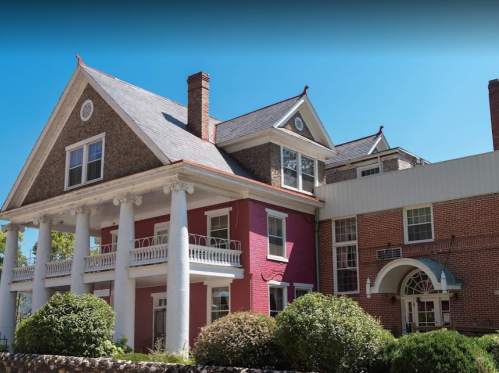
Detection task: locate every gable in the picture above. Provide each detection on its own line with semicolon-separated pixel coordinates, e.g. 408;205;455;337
281;112;315;141
22;83;164;206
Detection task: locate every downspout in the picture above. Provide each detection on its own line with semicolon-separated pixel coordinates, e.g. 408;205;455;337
315;208;320;292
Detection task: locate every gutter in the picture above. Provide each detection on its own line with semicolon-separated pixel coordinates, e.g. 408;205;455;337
314;208;320;292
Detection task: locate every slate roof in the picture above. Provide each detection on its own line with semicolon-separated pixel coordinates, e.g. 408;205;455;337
215;95;302;143
82;65;254;179
325;133;381;166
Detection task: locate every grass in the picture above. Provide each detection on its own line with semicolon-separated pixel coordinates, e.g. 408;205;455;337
113;352;194;365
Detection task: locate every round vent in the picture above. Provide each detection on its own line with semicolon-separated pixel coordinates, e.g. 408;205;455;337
294;117;304;131
80;99;94;121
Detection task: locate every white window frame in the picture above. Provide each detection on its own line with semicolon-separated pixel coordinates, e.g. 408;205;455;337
268;280;289;316
110;229;118;253
154;222;170;245
403;204;434;244
280;146;318;195
333;216;360;295
205;207;232;248
357;163;382;178
151;292;167;346
294;282;313;300
64;132;106;190
206;282;231;324
266;208;288;262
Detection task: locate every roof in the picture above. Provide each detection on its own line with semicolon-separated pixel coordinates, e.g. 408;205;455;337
325;128;385;166
81;65;254;179
215;95;303;143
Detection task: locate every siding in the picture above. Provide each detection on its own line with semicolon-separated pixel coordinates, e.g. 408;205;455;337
317;150;499;220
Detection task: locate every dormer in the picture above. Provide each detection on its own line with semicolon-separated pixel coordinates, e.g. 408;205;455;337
215;88;337;194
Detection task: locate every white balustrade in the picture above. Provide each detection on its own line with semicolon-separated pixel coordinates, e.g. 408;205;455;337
12;265;35;282
130;245;168;266
46;260;72;277
84;252;116;272
189;244;242;267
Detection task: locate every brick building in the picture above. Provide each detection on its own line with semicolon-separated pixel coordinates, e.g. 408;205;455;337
317;78;499;336
0;58;498;353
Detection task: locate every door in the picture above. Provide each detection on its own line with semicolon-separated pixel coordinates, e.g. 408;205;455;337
404;298;438;333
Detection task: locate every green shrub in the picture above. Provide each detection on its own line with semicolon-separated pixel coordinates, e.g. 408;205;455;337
113;352;194;364
15;292;116;357
390;329;496;373
193;311;280;369
476;334;499;368
275;293;394;373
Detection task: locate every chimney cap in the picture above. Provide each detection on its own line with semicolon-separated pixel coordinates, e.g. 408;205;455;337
489;78;499;86
187;71;210;83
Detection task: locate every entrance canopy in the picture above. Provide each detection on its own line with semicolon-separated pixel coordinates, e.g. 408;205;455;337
370;258;461;294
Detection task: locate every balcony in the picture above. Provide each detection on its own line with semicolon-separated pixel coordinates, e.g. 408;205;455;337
11;234;242;282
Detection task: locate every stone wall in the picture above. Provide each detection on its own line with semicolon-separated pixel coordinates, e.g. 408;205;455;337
231;143;281;187
0;353;296;373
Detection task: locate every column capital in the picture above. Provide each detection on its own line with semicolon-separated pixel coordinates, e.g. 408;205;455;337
32;216;52;226
93;237;102;245
163;181;195;195
113;194;142;207
1;223;24;233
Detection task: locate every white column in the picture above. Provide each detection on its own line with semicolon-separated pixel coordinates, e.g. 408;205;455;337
70;207;91;294
32;217;52;312
112;194;141;346
163;180;194;354
0;224;23;350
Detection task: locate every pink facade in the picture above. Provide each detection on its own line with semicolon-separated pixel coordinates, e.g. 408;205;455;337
99;199;316;350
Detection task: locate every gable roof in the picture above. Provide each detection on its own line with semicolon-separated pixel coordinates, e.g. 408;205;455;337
326;126;389;166
80;64;254;178
215;95;303;143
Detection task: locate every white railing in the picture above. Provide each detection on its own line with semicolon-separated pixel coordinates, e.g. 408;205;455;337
46;260;72;277
84;252;116;272
12;265;35;282
90;243;116;255
188;234;242;251
134;234;169;248
189;245;242;267
130;245;168;266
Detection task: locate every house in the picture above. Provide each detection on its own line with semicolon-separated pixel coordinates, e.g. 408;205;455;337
1;57;498;354
316;78;499;336
0;57;332;353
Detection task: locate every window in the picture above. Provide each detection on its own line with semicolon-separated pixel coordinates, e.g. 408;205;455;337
404;205;433;243
205;208;232;249
154;222;169;245
268;281;289;317
357;163;381;178
281;147;317;194
266;209;288;261
65;133;105;189
294;283;313;300
333;217;359;294
151;293;166;345
209;286;230;323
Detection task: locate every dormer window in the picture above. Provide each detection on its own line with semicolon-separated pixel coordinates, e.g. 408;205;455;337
65;133;105;190
282;147;317;193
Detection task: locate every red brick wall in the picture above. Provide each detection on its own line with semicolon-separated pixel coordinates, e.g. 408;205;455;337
248;200;316;315
319;193;499;336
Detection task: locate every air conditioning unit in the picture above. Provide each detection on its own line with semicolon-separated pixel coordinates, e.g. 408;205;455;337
376;247;402;261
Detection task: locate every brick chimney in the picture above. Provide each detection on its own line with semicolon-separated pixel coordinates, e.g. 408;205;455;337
489;79;499;151
187;72;210;141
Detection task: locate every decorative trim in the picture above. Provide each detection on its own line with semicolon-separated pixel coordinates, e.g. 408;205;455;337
204;207;232;216
265;208;288;218
163;180;195;195
69;206;91;216
268;280;290;286
293;282;314;289
32;216;53;226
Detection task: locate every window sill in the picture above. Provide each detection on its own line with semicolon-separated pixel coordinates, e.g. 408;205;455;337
335;290;360;295
281;184;315;196
404;238;434;245
64;177;103;191
267;255;289;263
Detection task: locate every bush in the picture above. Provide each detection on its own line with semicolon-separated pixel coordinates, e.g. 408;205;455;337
275;293;394;373
476;334;499;368
15;292;116;357
193;312;280;369
390;329;496;373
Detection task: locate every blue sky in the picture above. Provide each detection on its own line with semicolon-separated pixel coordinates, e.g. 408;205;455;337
2;1;499;256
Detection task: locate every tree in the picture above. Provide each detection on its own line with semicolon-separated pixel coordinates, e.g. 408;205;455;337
32;232;75;261
0;231;26;279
